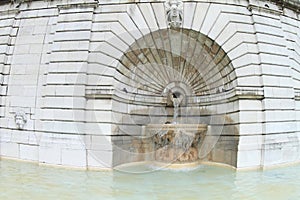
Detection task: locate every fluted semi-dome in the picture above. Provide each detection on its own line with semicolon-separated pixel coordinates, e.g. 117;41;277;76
115;29;236;100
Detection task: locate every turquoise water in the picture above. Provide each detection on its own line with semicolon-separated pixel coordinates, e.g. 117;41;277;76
1;159;300;200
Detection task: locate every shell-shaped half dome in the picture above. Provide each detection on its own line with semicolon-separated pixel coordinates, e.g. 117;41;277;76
115;28;236;103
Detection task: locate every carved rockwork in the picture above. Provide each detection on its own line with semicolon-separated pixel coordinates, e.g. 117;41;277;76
148;124;207;163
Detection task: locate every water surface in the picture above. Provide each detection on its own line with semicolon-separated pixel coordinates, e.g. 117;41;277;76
1;159;300;200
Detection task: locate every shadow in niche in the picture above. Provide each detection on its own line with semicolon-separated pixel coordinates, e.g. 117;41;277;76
111;101;239;168
109;28;239;168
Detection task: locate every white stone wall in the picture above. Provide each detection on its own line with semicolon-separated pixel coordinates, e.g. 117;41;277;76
0;0;299;169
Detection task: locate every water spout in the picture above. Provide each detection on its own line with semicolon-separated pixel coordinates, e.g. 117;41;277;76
171;92;183;124
173;103;179;124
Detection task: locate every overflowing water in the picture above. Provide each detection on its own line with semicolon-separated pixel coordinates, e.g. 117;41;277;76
1;159;300;200
173;101;179;124
170;92;184;124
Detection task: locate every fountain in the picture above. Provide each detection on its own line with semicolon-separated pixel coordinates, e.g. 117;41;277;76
111;1;211;167
146;89;207;164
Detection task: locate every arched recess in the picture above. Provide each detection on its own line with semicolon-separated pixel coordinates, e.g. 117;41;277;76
109;28;239;168
115;28;236;100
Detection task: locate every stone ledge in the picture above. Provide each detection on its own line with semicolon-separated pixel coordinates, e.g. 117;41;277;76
1;0;299;12
57;2;98;11
85;85;166;105
271;0;300;12
86;86;264;106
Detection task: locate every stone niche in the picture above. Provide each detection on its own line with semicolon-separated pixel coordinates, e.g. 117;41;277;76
112;115;239;168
